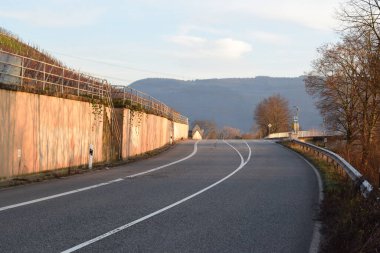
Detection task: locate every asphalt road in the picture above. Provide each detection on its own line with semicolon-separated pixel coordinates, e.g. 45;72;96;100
0;140;320;253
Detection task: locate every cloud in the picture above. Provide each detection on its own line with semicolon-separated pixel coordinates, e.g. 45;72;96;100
213;38;252;58
159;0;340;31
251;31;291;45
178;24;226;36
167;35;252;59
168;35;206;47
215;0;340;31
0;2;105;27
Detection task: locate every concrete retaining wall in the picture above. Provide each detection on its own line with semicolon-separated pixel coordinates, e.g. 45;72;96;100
0;89;188;178
173;122;189;141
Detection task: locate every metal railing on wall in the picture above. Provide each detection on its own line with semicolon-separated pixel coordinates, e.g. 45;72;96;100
112;85;188;125
290;139;374;197
0;49;108;99
0;49;188;125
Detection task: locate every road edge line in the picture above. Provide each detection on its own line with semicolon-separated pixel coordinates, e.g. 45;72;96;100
278;143;323;253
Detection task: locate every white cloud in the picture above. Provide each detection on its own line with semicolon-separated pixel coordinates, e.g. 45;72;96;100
161;0;340;31
167;35;252;59
253;1;338;30
0;4;105;27
213;38;252;58
178;24;226;36
168;35;206;47
251;31;291;45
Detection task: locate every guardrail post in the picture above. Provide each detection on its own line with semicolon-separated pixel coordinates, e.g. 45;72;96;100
77;72;80;96
20;57;24;87
61;68;64;94
43;62;46;91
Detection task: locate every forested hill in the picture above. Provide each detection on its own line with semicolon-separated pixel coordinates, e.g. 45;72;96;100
129;77;322;132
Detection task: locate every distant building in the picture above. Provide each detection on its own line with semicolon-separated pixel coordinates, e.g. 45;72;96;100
189;124;203;140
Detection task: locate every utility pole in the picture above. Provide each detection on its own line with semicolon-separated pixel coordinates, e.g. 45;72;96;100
293;106;300;134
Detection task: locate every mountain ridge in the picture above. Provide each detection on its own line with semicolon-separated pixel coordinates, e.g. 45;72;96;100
129;77;322;132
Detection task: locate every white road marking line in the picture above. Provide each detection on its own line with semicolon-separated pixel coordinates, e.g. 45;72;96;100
61;140;252;253
126;140;200;178
0;178;124;212
0;141;200;213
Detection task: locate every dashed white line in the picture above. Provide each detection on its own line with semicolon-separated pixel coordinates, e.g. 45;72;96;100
61;140;252;253
0;141;200;213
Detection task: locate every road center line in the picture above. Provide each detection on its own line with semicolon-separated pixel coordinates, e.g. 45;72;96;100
61;140;252;253
0;141;200;213
126;140;200;178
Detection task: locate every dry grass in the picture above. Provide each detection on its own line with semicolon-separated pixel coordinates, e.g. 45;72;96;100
309;139;380;189
0;27;63;66
283;141;380;253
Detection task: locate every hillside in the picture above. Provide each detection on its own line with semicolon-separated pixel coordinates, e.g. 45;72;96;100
129;77;322;132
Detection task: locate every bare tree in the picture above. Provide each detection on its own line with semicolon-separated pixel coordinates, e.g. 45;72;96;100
306;0;380;187
305;39;361;145
338;0;380;43
307;31;380;164
220;126;241;139
253;94;291;136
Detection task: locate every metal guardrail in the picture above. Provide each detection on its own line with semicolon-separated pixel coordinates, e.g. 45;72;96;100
291;139;374;197
112;86;188;125
297;130;342;138
0;50;188;125
266;132;291;139
266;130;342;139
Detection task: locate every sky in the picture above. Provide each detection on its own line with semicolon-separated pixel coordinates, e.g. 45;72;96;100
0;0;343;85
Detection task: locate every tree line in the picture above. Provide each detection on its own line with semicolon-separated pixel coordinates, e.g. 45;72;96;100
305;0;380;185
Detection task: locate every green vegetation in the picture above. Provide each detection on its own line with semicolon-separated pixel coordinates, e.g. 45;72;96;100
283;141;380;253
0;27;63;66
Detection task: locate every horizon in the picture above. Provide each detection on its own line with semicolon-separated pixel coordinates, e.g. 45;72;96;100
129;75;305;84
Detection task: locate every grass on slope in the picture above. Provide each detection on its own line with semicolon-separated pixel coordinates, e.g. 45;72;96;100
0;27;63;66
282;141;380;253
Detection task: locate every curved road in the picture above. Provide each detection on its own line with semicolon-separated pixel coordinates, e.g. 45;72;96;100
0;140;320;252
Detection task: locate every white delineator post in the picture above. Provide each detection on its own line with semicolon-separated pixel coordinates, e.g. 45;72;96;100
89;144;94;169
